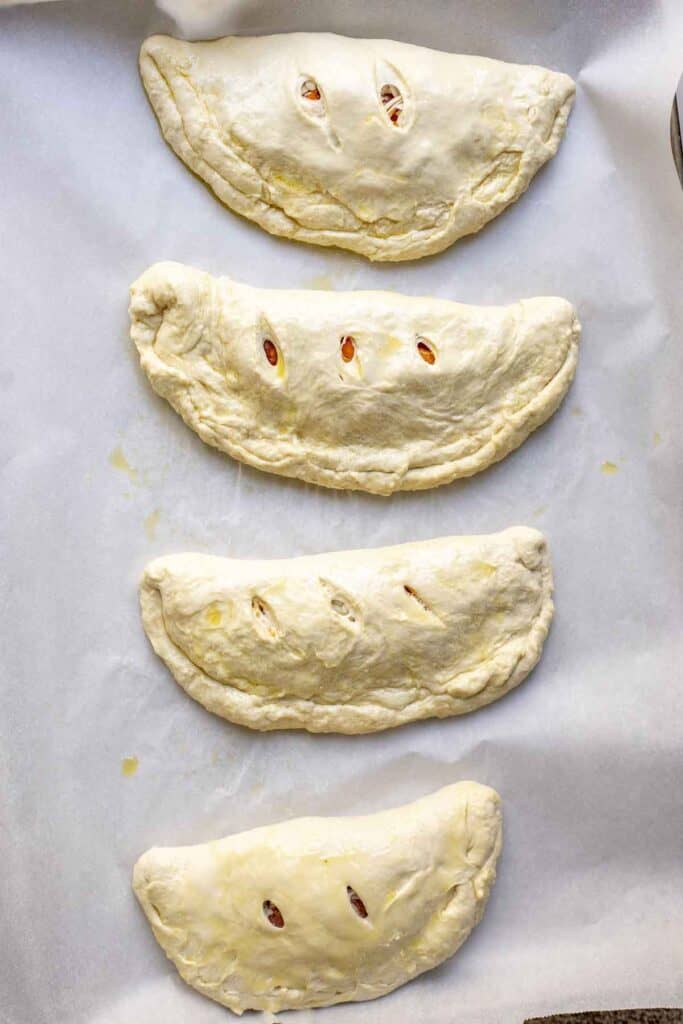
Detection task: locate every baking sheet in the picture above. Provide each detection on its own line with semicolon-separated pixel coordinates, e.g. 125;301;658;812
1;1;682;1022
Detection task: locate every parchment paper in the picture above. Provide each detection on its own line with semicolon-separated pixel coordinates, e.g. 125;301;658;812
1;2;681;1022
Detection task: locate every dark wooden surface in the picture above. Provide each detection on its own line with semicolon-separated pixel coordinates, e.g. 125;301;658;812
526;1011;683;1024
671;93;683;187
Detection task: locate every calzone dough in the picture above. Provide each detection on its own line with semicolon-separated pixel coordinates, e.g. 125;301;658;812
133;782;503;1014
140;527;553;734
139;32;575;261
129;261;580;495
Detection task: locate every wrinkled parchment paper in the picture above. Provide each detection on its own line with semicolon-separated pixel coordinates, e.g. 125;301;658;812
1;2;681;1022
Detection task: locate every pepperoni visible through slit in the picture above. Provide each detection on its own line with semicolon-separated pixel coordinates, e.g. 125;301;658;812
263;900;285;928
263;339;279;365
381;84;403;125
301;78;321;101
340;335;356;362
417;339;436;364
346;886;368;918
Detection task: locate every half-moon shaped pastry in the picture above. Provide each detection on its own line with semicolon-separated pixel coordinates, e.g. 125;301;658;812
129;262;580;495
139;32;575;261
140;527;553;734
133;782;503;1014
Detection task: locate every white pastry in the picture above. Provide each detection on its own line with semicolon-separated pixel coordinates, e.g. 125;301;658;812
129;262;580;494
133;782;502;1014
139;32;575;261
140;527;553;734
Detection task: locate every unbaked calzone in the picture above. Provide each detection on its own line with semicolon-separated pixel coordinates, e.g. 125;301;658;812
129;262;580;494
133;782;502;1014
140;527;553;734
139;32;575;261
